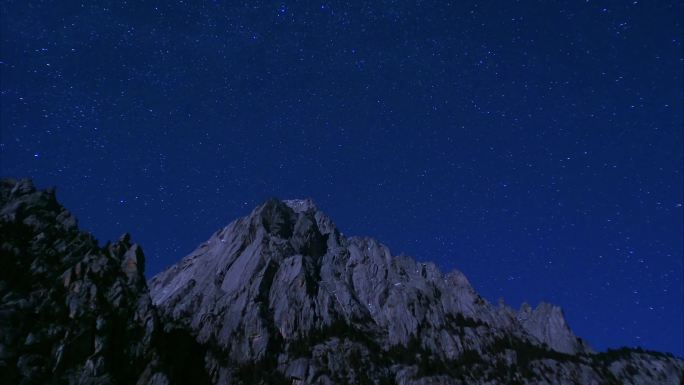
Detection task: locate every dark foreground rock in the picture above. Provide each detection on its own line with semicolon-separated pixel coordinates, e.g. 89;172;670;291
1;178;683;384
0;179;207;385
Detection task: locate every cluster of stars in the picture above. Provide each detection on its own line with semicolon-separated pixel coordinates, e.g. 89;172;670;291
1;0;682;356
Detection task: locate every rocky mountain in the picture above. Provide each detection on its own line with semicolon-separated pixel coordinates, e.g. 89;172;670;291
0;179;205;385
2;178;683;384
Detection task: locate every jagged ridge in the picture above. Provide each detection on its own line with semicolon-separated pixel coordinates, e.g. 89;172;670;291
1;179;682;385
149;197;684;384
0;179;208;385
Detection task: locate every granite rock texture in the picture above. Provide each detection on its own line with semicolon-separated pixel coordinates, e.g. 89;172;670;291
2;179;682;384
149;197;684;384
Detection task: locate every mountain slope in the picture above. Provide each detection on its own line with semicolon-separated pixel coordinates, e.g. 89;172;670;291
149;198;684;385
1;179;682;384
0;179;214;385
0;178;165;384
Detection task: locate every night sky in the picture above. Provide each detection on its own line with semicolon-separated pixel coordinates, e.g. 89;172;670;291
1;1;682;356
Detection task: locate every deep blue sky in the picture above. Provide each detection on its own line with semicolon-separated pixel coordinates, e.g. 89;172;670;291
1;1;682;355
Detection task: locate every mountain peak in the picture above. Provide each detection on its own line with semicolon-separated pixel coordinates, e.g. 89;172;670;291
283;198;318;213
146;198;684;383
245;197;337;240
3;179;683;384
150;199;592;359
516;301;590;354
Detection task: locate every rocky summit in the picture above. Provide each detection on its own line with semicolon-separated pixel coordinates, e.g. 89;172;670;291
1;179;683;385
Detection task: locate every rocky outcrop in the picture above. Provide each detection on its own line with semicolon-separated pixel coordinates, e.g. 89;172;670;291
516;302;591;355
149;197;684;384
0;178;168;385
2;179;682;384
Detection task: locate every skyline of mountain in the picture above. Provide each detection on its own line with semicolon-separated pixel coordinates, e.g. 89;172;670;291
2;178;682;385
3;0;682;358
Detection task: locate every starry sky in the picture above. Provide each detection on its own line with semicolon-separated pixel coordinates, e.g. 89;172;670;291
1;0;682;355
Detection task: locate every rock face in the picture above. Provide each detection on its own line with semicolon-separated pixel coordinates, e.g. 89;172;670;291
2;179;683;385
0;179;208;385
149;197;684;384
0;178;162;384
516;302;588;355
